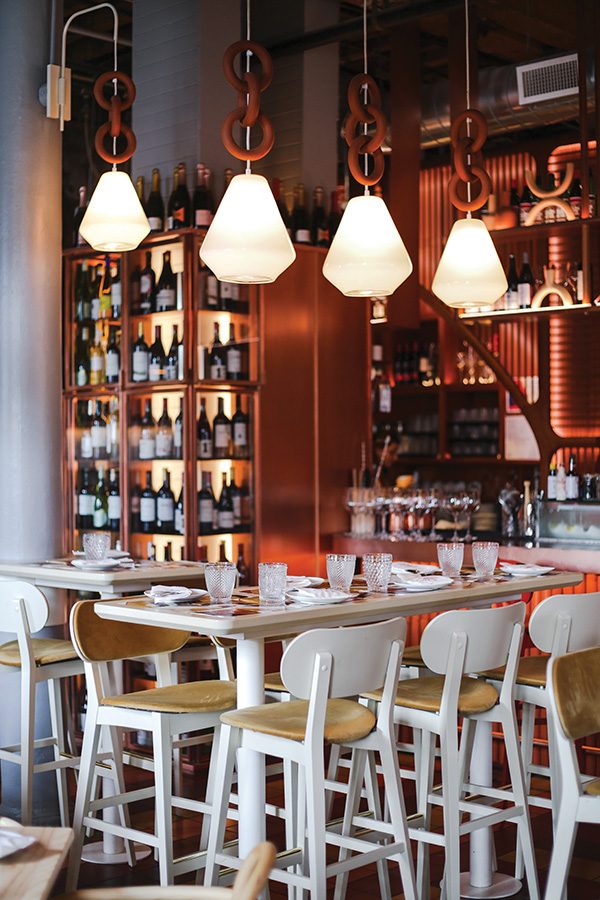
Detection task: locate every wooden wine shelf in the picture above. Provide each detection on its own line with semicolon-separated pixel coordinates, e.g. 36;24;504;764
460;304;597;322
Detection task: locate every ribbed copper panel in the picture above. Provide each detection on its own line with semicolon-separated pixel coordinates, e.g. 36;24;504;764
550;315;600;438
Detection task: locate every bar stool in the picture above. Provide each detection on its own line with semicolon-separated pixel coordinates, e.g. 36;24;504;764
65;600;237;890
543;646;600;900
204;617;417;899
0;581;83;826
363;603;540;900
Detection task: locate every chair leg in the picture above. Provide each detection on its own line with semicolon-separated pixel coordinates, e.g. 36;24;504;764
543;797;579;900
283;757;299;900
416;728;435;900
48;678;70;828
199;722;221;857
440;723;461;900
20;672;36;826
170;661;184;800
66;714;102;891
105;724;136;868
515;700;536;880
379;735;417;900
364;749;392;900
325;743;341;821
295;761;307;900
333;747;367;900
153;714;174;886
304;750;327;899
204;724;239;888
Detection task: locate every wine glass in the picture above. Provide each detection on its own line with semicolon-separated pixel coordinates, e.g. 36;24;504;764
464;484;481;543
445;491;464;541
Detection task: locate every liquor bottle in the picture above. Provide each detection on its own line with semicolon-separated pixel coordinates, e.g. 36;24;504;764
328;187;343;242
230;468;242;528
518;252;535;309
272;177;291;238
130;473;142;531
547;458;558;500
108;468;121;532
236;544;248;585
509;180;520;218
148;325;165;382
105;326;120;384
213;396;232;458
588;170;596;218
91;400;107;460
556;462;567;502
140;471;156;533
156;398;174;458
139;399;156;460
106;398;119;461
75;261;92;322
136;174;145;209
132;322;149;382
198;471;215;533
193;162;213;227
156;468;175;532
197;399;213;458
139;250;155;315
173;397;184;460
99;255;112;318
291;183;311;243
166;165;179;230
155;251;176;311
418;344;429;385
575;261;584;303
566;454;579;500
209;322;227;380
163;542;173;562
232;394;249;458
519;183;534;226
218;540;229;562
80;400;93;460
165;325;179;380
90;265;102;320
93;465;109;530
147;167;164;231
310;186;329;246
204;266;219;310
175;474;185;535
177;325;185;380
504;254;519;310
168;162;191;229
543;173;556;224
147;541;156;561
110;259;122;319
216;472;234;532
225;324;242;381
89;323;105;385
197;543;208;563
568;171;582;218
78;467;94;529
75;325;90;386
73;186;88;247
555;170;568;221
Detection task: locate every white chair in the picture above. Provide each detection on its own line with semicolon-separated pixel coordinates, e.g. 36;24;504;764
204;617;417;899
543;646;600;900
66;600;238;890
0;581;83;826
363;602;539;900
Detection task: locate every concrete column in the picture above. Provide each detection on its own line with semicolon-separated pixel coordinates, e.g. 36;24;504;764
0;0;63;822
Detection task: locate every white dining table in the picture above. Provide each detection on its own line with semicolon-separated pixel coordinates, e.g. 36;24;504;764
96;569;580;898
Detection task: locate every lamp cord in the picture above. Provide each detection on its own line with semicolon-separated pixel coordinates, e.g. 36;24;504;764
465;0;472;211
245;0;251;174
362;0;369;195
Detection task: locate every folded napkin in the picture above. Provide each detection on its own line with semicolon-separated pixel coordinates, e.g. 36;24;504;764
146;585;193;600
0;829;36;859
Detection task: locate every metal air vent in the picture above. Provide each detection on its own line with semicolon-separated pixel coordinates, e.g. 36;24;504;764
516;54;579;105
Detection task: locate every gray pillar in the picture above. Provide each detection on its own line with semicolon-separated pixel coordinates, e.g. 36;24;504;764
0;0;63;822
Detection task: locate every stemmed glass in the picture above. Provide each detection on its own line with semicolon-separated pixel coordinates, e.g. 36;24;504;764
412;489;429;542
445;491;464;541
462;485;481;543
427;489;441;541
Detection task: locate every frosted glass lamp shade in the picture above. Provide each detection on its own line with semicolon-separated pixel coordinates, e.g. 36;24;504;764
200;173;296;283
432;217;508;309
322;194;413;297
79;170;150;252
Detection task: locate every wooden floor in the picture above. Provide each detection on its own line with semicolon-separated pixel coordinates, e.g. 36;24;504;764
49;761;600;899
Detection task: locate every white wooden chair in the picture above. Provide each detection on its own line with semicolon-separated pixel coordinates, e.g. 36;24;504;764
65;600;238;890
204;617;417;899
543;646;600;900
363;602;539;900
0;581;83;826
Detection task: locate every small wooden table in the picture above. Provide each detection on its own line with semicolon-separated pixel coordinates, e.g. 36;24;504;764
0;825;72;899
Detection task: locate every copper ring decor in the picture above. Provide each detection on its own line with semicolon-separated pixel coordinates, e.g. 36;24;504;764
447;108;492;212
92;70;137;165
221;40;275;162
345;73;386;187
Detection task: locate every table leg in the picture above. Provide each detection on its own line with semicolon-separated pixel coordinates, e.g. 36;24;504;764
459;721;521;899
235;638;266;858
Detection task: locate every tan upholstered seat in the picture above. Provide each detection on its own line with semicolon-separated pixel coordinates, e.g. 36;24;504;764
102;680;237;714
0;638;79;668
221;698;376;744
264;672;286;692
182;635;214;647
402;645;425;667
484;654;549;687
363;675;499;715
584;778;600;796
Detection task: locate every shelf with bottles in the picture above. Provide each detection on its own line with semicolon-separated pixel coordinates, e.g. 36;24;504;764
194;389;252;463
197;536;252;579
445;393;501;460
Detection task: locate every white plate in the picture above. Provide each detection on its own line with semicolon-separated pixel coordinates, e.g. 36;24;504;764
71;558;122;571
500;564;554;576
291;588;353;605
144;588;208;605
402;575;454;592
73;549;131;559
392;562;440;576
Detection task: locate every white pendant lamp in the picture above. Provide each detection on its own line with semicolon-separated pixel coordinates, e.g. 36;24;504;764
323;0;412;298
79;167;150;252
432;0;506;309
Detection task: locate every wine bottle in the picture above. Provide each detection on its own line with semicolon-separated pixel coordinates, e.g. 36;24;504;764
147;168;164;231
173;397;184;459
93;465;109;530
547;458;558;501
166;165;179;230
136;174;146;208
198;471;215;533
80;400;93;460
566;454;579;500
155;251;176;312
518;252;535;310
99;254;112;318
216;472;234;531
218;540;229;562
163;541;173;562
328;187;343;242
130;473;142;531
110;259;122;319
91;400;107;460
139;250;156;315
106;397;119;461
105;326;120;384
504;254;519;310
75;260;92;322
147;541;156;561
108;468;121;532
156;397;174;458
311;186;329;246
165;325;179;380
519;183;534;226
232;394;249;459
90;265;101;320
225;323;242;381
156;468;175;533
230;468;242;528
175;474;185;535
140;470;156;533
75;325;90;386
197;399;213;458
509;180;520;217
213;396;232;459
169;162;191;228
236;544;248;584
197;543;208;563
73;186;88;247
89;323;105;385
210;322;227;380
568;171;583;218
149;325;165;382
78;467;94;529
139;399;156;459
193;162;214;227
292;183;311;243
132;322;149;382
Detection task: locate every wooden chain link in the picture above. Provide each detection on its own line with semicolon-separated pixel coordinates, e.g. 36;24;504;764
345;73;386;187
447;108;492;212
93;70;137;165
221;40;274;162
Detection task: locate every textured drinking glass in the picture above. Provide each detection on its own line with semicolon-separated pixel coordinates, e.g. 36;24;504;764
326;554;356;592
363;553;393;592
472;541;499;578
437;542;464;577
83;532;111;560
258;562;288;606
204;562;237;606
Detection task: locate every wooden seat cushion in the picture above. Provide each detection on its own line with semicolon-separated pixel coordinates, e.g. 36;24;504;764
484;654;549;688
221;698;376;744
183;635;214;647
102;680;237;714
0;638;79;668
401;645;425;667
584;778;600;796
363;675;499;715
264;672;286;692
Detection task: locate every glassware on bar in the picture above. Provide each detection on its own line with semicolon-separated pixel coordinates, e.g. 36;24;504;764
258;562;288;606
326;554;356;592
204;562;237;605
472;541;499;578
363;552;393;592
437;542;464;577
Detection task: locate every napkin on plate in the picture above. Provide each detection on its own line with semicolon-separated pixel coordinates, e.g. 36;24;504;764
0;829;36;859
145;585;193;602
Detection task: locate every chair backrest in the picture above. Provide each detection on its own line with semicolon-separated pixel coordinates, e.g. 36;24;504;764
529;591;600;655
280;617;407;699
550;647;600;742
420;602;525;675
0;581;48;635
70;600;190;662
